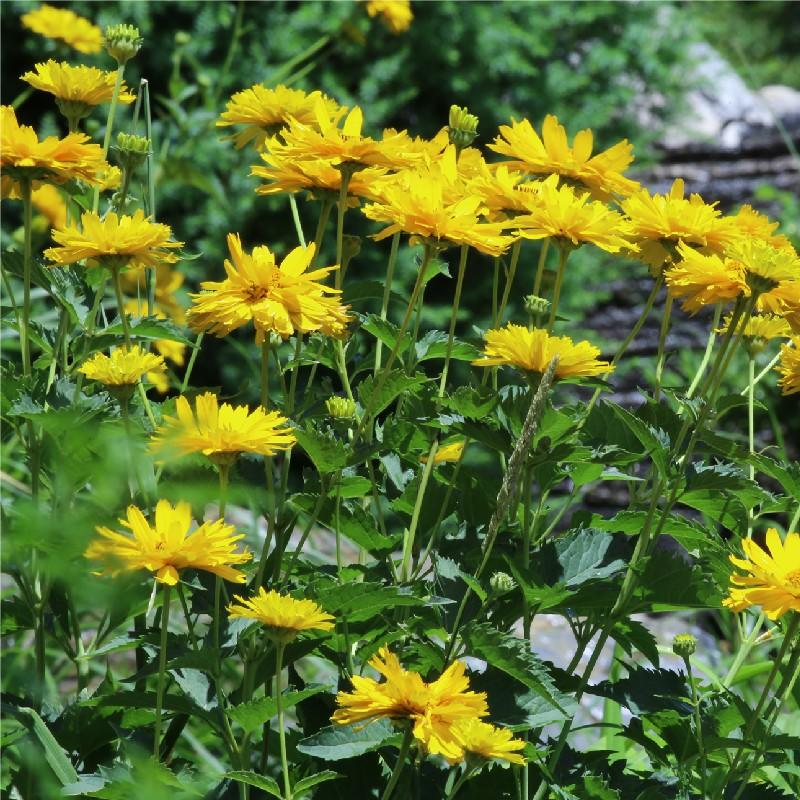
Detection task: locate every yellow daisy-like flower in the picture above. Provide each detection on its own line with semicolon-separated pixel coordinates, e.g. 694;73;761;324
187;234;351;343
513;174;633;255
724;238;800;294
722;528;800;619
122;263;186;325
333;647;488;761
446;718;527;766
664;242;748;314
150;392;296;467
31;184;67;229
620;179;736;270
365;0;413;33
777;338;800;395
21;4;102;54
716;313;791;343
86;500;251;586
725;205;793;252
1;105;106;192
45;209;183;270
759;281;800;333
78;345;166;387
489;115;639;200
217;84;343;150
472;324;613;380
362;149;512;256
227;587;334;643
469;166;538;221
421;440;466;465
22;61;136;112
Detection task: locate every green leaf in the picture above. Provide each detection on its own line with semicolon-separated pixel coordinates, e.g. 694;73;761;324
293;770;341;796
294;428;349;474
11;707;78;786
441;385;498;419
360;314;410;356
607;403;670;476
555;528;626;588
414;330;481;362
315;582;426;622
464;624;575;715
296;719;395;760
334;475;373;498
357;370;428;417
83;317;192;355
229;685;328;734
223;771;282;798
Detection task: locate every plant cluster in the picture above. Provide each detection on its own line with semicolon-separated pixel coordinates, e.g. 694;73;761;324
2;3;800;800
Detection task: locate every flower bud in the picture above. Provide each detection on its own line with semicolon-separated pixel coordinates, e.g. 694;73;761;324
448;104;479;151
104;24;143;65
342;235;362;265
114;132;151;174
326;396;357;420
672;633;697;659
524;294;550;317
489;571;515;595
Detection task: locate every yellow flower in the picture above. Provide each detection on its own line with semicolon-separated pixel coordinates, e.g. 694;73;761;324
472;324;613;380
723;528;800;619
777;338;800;396
716;313;791;343
45;209;183;270
620;179;736;270
218;84;343;150
150;392;296;466
122;263;186;324
1;105;106;192
724;238;800;294
759;281;800;333
446;718;527;766
469;166;538;221
365;0;413;33
31;184;67;229
664;243;748;314
22;61;136;113
362;148;512;256
85;500;251;586
21;4;102;54
489;115;639;200
421;441;465;465
512;174;633;254
332;647;488;761
227;587;334;642
187;234;351;343
725;205;793;252
78;345;166;387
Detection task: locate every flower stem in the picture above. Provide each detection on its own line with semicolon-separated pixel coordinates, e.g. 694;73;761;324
654;292;673;401
312;197;334;266
495;239;522;327
741;347;784;395
400;441;438;582
288;194;306;247
374;232;401;376
380;727;414;800
687;304;723;399
111;266;132;346
93;63;126;214
260;339;271;410
180;333;204;393
335;170;353;290
747;354;756;537
444;765;477;800
546;246;569;332
154;583;172;759
684;655;707;798
532;238;550;298
20;177;33;379
274;642;292;800
722;612;765;688
438;245;468;397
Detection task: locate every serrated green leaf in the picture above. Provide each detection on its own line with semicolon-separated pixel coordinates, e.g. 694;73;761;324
315;582;425;622
360;314;409;355
294;427;348;474
296;719;395;760
358;370;428;417
229;685;328;734
224;771;282;797
556;528;626;587
414;330;481;362
293;770;341;796
11;707;78;786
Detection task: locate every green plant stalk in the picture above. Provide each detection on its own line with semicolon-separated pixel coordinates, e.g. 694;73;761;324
274;642;293;800
312;197;334;266
495;239;522;327
380;726;414;800
93;64;126;213
687;304;723;399
180;332;204;392
111;266;132;346
546;246;569;331
257;340;279;582
374;232;401;376
741;347;785;395
278;336;304;502
654;293;673;401
406;281;428;373
438;245;468;397
73;273;109;398
335;339;354;401
176;583;197;650
747;354;756;538
532;238;550;298
153;583;172;759
444;764;477;800
492;257;500;323
278;481;329;586
334;170;353;290
684;655;707;798
400;441;438;582
20;178;33;378
723;612;766;688
288;194;306;247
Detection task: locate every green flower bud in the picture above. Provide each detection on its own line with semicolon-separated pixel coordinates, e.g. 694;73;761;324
524;294;550;316
114;132;151;174
326;396;357;420
104;24;143;65
489;571;515;595
672;633;697;659
448;104;479;150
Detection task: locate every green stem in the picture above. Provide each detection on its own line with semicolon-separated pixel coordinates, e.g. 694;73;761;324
684;656;707;798
335;339;354;401
93;63;126;213
532;238;550;299
177;583;197;650
312;197;334;266
438;245;468;397
742;347;784;395
335;169;353;290
218;463;229;518
374;232;401;376
154;583;172;759
722;612;765;688
495;239;522;327
111;266;132;346
380;727;414;800
747;354;756;538
288;194;306;247
687;304;723;399
261;340;271;409
444;765;477;800
20;178;33;378
400;441;438;582
654;293;673;401
545;246;569;331
181;333;204;392
275;643;292;800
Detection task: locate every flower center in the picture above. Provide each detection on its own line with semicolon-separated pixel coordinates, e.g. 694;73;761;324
785;569;800;591
244;282;270;303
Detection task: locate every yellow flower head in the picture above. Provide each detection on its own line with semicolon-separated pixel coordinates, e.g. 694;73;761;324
187;234;351;343
1;105;106;192
86;500;251;586
31;184;67;229
724;238;800;294
78;345;166;387
716;313;791;343
421;441;466;465
227;587;334;643
777;338;800;396
446;718;527;766
664;243;748;314
512;174;634;254
365;0;413;33
332;647;488;762
122;263;186;325
723;528;800;619
469;166;538;221
724;204;793;251
759;280;800;334
620;179;736;270
218;84;344;150
489;115;639;200
362;148;512;256
150;392;296;466
21;4;102;54
45;209;183;270
473;324;613;380
22;61;136;113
